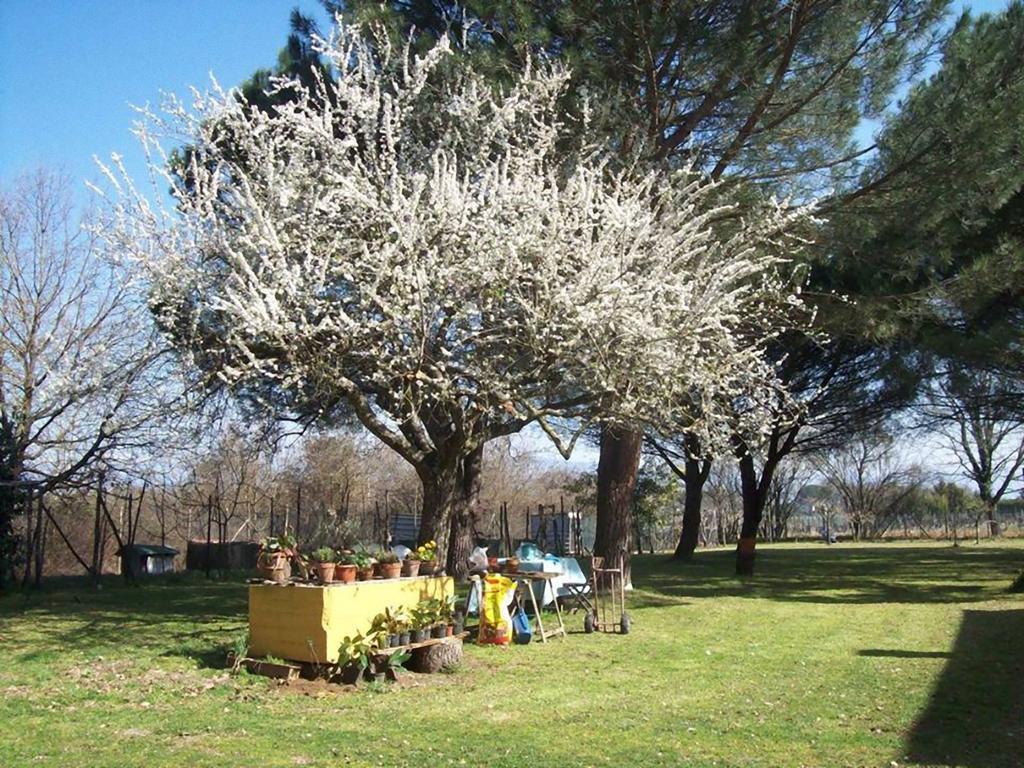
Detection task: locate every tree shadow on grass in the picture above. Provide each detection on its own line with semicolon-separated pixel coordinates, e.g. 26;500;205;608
903;609;1024;768
627;546;1024;606
1;575;249;660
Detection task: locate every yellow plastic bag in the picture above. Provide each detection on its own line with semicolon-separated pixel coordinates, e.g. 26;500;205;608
478;574;515;645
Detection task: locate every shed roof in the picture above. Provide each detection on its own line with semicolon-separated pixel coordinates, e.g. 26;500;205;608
116;544;179;557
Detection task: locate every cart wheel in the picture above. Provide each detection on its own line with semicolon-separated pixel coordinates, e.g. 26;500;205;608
619;612;631;635
584;612;595;634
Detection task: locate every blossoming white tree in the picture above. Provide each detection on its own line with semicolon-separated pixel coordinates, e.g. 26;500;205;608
97;22;808;574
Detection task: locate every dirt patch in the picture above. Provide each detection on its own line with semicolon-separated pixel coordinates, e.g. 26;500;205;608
268;662;474;698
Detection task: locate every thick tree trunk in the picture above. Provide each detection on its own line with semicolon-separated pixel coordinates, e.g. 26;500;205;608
446;444;484;581
673;457;712;560
416;459;461;569
736;453;771;576
985;502;1001;538
594;425;642;588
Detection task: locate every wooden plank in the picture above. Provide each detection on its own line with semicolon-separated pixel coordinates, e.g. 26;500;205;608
239;657;300;682
372;632;468;656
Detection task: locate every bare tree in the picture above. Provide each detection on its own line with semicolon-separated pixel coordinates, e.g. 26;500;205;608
0;169;174;586
922;368;1024;537
814;432;925;540
761;457;815;543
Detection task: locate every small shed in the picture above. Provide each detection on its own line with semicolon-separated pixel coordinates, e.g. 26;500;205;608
117;544;178;578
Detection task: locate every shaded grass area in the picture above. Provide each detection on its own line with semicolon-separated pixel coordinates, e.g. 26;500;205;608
1;542;1021;768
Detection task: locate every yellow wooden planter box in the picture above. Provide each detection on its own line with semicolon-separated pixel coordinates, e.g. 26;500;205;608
248;576;454;663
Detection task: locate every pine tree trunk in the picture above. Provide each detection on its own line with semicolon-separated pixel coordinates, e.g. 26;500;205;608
736;453;766;576
673;457;711;560
594;425;642;587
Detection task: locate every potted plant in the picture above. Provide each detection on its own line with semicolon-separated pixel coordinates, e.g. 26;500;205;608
440;595;457;636
401;551;421;577
336;630;379;685
414;541;439;575
334;551;357;583
351;550;375;581
375;551;402;579
370;610;400;648
417;597;447;639
410;601;432;643
388;606;412;646
312;547;337;584
257;533;295;583
372;649;410;682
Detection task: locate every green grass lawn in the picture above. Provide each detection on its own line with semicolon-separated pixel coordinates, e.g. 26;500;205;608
2;542;1022;768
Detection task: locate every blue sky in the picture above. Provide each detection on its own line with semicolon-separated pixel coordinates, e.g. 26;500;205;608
0;0;1012;198
0;1;328;198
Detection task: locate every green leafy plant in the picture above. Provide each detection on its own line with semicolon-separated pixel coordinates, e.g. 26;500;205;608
337;630;381;672
336;551;355;565
410;600;435;630
439;595;456;623
370;606;412;638
412;597;446;628
376;551;400;565
312;546;335;563
350;550;374;569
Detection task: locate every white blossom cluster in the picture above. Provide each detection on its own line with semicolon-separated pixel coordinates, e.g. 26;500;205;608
96;21;811;468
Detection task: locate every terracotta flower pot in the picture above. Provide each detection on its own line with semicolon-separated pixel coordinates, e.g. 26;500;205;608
258;552;289;583
418;560;438;576
259;565;287;583
445;624;453;637
316;562;336;584
356;567;374;581
379;562;402;580
401;559;421;577
335;564;357;583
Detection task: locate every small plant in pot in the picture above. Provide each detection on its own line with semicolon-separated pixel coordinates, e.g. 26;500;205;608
312;547;337;584
373;649;411;682
375;551;402;579
336;630;379;685
384;605;411;646
418;597;447;639
410;601;433;643
334;552;357;583
351;550;375;581
370;609;402;648
414;541;439;575
257;533;296;583
440;595;458;636
401;551;421;577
